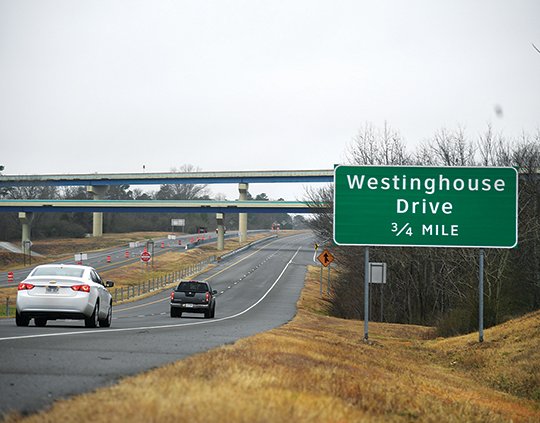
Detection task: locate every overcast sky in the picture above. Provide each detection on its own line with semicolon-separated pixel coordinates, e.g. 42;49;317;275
1;1;539;200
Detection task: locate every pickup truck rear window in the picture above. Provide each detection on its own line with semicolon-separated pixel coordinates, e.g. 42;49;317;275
177;282;208;293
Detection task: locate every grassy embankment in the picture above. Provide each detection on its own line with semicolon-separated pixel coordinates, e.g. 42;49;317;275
0;231;273;316
3;264;539;422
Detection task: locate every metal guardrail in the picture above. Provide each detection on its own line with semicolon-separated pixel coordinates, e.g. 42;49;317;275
217;234;278;262
110;255;216;304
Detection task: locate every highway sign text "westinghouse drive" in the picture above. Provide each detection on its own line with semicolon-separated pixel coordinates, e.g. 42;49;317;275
333;166;518;248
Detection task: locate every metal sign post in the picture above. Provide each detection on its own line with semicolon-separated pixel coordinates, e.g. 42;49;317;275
320;264;323;297
146;240;155;268
364;247;369;341
369;262;387;323
327;265;331;295
317;249;335;298
479;249;484;343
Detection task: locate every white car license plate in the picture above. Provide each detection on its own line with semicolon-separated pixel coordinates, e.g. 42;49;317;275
46;286;59;294
184;303;194;308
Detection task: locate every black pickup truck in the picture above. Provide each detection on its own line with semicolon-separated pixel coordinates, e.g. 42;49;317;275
170;280;217;318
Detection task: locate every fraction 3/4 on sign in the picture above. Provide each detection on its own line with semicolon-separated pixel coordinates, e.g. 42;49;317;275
391;222;413;237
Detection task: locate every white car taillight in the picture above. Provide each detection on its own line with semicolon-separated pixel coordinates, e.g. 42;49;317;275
18;283;35;291
71;284;91;293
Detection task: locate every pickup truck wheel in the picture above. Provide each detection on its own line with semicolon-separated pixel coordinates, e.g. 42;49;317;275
211;305;216;318
170;307;181;318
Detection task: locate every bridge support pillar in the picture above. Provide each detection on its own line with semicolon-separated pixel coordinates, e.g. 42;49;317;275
19;212;34;255
216;213;225;251
87;185;108;237
238;183;248;242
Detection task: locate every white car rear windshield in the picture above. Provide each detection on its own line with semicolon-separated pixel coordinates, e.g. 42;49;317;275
32;267;85;278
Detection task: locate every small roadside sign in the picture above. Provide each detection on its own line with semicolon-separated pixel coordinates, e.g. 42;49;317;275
369;262;387;284
317;249;335;267
140;250;152;263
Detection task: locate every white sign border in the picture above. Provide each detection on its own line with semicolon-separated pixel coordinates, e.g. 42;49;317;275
333;164;519;249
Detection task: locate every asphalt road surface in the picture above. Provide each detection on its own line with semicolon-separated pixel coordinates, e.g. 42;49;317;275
0;232;315;416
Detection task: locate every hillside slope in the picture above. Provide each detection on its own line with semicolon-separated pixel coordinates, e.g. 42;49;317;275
3;267;539;423
429;309;540;402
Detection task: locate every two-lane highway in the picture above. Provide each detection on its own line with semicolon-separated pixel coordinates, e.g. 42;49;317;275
0;232;315;416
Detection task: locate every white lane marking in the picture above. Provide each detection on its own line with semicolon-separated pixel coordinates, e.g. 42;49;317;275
203;237;282;281
113;236;293;313
0;247;301;342
115;296;169;312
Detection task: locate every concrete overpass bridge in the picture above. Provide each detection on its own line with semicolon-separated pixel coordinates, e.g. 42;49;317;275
0;169;333;187
0;199;324;214
0;169;333;252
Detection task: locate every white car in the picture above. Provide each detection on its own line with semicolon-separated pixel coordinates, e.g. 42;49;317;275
16;264;114;328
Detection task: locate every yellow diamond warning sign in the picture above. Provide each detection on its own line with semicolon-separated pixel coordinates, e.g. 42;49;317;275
317;249;335;267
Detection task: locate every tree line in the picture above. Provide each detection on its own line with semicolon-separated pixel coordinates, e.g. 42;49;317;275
307;124;540;335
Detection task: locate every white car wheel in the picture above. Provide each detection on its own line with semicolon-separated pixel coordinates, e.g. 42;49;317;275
85;302;99;328
99;303;112;328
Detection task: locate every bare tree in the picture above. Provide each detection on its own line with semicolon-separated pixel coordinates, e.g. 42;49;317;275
155;164;209;200
419;127;476;166
347;122;411;166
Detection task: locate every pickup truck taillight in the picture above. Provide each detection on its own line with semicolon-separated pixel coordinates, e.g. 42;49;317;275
205;292;210;302
170;292;175;300
18;283;35;291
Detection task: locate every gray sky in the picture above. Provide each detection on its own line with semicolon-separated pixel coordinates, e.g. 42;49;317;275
1;1;539;200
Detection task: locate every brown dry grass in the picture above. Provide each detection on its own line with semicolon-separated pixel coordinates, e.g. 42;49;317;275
3;266;540;423
427;310;540;402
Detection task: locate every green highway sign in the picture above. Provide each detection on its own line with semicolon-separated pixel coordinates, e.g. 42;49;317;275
333;166;518;248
